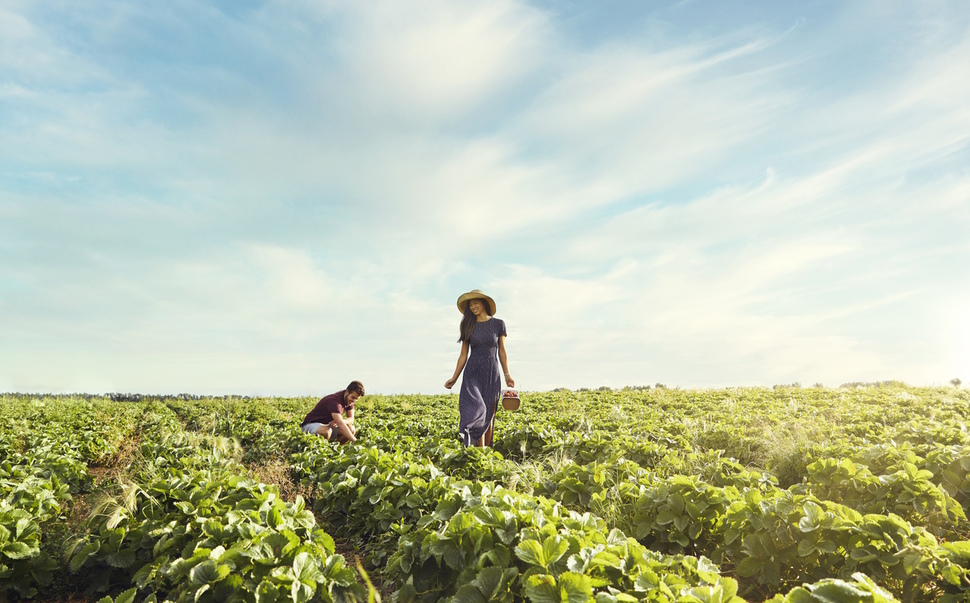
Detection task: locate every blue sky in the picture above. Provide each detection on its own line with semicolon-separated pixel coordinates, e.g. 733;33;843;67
1;0;968;395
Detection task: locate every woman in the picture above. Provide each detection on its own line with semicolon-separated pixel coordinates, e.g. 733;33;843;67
445;289;514;447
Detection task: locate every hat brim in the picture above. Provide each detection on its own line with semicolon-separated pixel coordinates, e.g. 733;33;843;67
456;291;496;315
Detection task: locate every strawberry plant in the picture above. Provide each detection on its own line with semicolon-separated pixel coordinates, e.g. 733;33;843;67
0;503;59;599
387;481;744;603
716;489;969;600
5;384;970;601
767;572;900;602
70;465;366;602
796;458;966;538
630;475;739;555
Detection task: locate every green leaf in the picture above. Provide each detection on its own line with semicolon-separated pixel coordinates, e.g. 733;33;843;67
696;557;722;584
817;539;838;554
900;552;921;575
70;541;100;572
515;540;546;567
291;577;315;603
115;587;138;603
202;520;224;538
542;536;570;566
688;522;703;540
798;503;822;532
524;574;559;603
189;559;231;585
267;506;283;529
567;554;587;574
807;579;870;602
938;564;964;586
559;572;594;603
15;517;33;538
473;566;515;599
1;541;35;559
797;539;816;557
943;540;970;560
255;532;291;562
106;548;136;568
431;537;465;570
194;584;211;603
452;583;488;603
176;501;197;515
735;557;763;578
780;587;815;603
670;494;685;515
656;509;677;525
524;572;592;603
292;551;322;584
255;580;280;603
686;579;740;603
132;561;160;589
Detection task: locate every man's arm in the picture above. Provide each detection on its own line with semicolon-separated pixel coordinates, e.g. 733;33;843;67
330;412;357;442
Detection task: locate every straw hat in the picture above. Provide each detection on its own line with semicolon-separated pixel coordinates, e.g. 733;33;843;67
456;289;496;315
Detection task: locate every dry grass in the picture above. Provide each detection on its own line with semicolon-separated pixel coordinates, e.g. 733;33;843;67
503;447;576;497
753;420;829;487
248;460;315;503
85;435;142;487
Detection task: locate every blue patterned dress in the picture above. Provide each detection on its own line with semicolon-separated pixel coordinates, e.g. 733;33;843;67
458;317;507;446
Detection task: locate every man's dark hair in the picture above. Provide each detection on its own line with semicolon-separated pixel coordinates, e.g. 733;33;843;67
346;380;365;396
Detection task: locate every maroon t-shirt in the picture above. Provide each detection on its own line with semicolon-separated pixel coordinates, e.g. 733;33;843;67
302;390;354;426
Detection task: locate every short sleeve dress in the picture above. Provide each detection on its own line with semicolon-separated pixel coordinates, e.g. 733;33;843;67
458;317;507;446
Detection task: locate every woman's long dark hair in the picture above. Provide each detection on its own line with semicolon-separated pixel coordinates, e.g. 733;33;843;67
458;298;492;342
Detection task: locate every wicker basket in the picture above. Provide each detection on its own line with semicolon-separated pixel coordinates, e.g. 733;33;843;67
501;388;520;411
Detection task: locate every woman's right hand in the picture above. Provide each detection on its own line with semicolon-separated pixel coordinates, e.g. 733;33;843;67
444;377;457;389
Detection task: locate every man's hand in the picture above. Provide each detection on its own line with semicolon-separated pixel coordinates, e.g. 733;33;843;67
330;413;357;443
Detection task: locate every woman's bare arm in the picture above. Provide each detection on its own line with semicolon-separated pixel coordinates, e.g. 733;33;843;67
498;335;514;387
445;340;470;388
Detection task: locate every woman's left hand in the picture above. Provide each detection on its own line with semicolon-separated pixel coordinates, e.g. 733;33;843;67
506;376;515;388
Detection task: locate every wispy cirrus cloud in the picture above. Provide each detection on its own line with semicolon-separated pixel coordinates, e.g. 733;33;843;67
0;1;967;394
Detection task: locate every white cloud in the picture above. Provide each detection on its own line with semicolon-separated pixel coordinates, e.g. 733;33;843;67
249;244;333;308
2;1;969;394
511;39;789;196
328;0;549;119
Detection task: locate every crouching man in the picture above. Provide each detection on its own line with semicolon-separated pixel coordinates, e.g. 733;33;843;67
300;380;363;444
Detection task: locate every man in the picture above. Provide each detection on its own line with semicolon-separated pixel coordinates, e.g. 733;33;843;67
300;380;363;444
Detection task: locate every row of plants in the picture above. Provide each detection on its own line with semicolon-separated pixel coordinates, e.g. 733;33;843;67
111;385;970;600
66;403;370;603
281;386;970;602
0;396;376;603
4;384;970;602
291;433;750;602
0;397;144;599
290;422;970;601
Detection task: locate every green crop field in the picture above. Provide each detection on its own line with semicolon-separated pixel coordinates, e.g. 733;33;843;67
3;384;970;603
